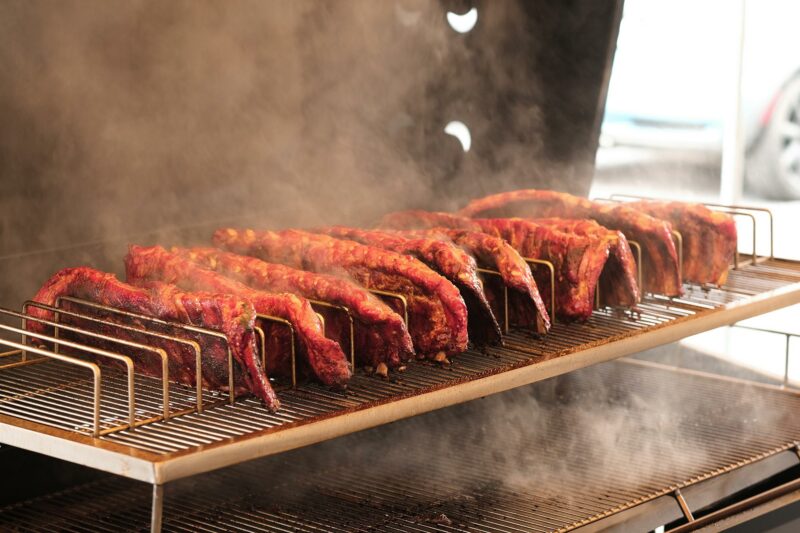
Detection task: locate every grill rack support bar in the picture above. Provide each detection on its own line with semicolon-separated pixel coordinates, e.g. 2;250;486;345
627;240;644;296
151;483;164;533
477;267;511;333
730;323;799;390
671;230;683;281
255;313;297;388
525;257;556;322
369;289;409;326
673;488;695;523
308;299;356;369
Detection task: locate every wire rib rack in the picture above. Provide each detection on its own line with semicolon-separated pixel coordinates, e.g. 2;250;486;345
1;257;799;483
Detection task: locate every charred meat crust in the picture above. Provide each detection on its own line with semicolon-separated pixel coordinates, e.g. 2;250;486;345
213;228;469;359
459;189;682;296
473;218;618;322
390;227;552;334
176;246;414;368
316;226;501;346
125;245;352;389
627;200;737;285
530;218;640;308
28;266;280;412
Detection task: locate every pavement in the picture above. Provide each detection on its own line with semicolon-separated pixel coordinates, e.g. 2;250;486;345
592;146;800;386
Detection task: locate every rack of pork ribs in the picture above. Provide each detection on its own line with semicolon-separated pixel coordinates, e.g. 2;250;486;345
18;189;739;413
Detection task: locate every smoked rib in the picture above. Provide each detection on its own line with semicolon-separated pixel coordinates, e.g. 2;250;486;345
214;228;469;359
315;226;501;346
28;267;280;411
460;190;682;296
472;218;617;321
176;247;414;370
125;245;352;388
530;218;640;307
391;228;551;334
626;200;737;285
379;210;483;232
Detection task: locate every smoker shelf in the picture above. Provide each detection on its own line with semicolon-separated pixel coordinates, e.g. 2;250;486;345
3;360;800;532
1;258;800;485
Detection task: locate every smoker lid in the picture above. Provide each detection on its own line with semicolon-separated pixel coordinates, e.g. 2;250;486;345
0;1;623;306
413;0;624;200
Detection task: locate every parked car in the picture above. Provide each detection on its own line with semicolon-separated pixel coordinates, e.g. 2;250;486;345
601;0;800;199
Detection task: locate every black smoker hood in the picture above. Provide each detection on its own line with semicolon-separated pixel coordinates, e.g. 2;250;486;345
0;0;623;308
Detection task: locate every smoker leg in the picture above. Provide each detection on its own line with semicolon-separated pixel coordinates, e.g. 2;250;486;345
151;483;164;533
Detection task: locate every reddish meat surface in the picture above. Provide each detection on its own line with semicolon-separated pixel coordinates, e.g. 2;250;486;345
177;247;414;371
379;210;483;231
315;226;501;346
460;190;682;296
627;200;737;285
472;218;618;321
391;228;551;334
28;267;280;411
214;228;469;360
531;218;640;308
125;245;352;388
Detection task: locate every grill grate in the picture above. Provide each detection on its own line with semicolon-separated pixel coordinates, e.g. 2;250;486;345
0;259;798;463
3;360;799;532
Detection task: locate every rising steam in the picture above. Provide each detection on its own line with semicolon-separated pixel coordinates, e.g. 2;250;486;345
0;1;614;307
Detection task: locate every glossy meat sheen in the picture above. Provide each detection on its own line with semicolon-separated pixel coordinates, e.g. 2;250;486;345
316;226;501;346
177;247;414;369
473;218;614;321
531;218;640;307
460;189;682;296
28;267;280;411
627;200;737;285
395;228;551;334
214;228;469;359
379;210;483;231
125;246;352;388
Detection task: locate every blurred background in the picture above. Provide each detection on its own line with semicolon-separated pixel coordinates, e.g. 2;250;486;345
591;0;800;387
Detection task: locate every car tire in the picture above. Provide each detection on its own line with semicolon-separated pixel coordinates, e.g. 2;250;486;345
746;75;800;200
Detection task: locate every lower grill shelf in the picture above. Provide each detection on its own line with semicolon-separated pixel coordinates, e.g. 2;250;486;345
3;359;800;532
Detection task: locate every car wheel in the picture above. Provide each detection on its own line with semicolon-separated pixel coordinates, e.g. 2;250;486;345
747;75;800;200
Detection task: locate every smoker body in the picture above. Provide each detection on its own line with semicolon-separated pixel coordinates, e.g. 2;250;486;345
3;1;800;531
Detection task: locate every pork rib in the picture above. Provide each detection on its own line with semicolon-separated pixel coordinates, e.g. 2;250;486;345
28;267;280;411
472;218;617;321
530;218;640;307
459;190;681;296
125;245;352;388
176;247;414;371
315;226;501;346
391;228;551;334
379;210;483;232
626;200;737;285
213;228;469;359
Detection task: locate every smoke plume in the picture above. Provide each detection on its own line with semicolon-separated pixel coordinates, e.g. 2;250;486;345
0;1;616;306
